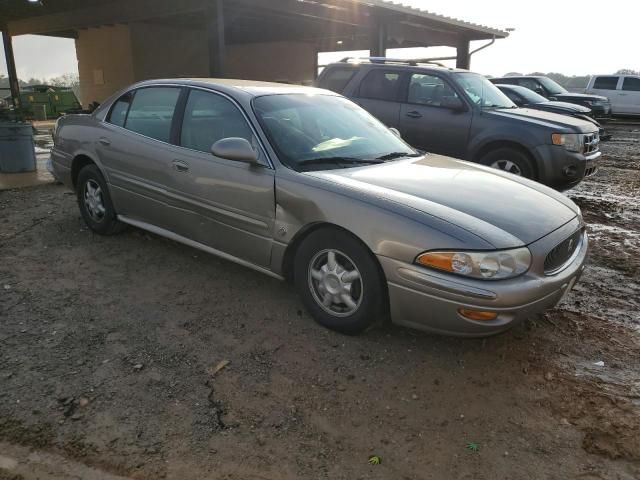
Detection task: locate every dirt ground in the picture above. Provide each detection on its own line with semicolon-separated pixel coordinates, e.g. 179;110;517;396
1;125;639;480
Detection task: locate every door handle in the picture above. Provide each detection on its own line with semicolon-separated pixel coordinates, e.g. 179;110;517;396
406;110;423;119
172;160;190;172
98;137;111;146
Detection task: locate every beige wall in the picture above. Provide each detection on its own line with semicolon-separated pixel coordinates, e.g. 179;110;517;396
76;25;135;106
226;42;316;85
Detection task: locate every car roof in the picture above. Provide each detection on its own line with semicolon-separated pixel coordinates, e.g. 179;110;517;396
327;61;468;74
133;78;336;97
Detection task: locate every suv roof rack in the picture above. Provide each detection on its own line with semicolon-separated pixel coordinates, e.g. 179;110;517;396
339;57;447;68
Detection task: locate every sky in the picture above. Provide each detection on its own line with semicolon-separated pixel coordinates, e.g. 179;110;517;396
1;0;639;81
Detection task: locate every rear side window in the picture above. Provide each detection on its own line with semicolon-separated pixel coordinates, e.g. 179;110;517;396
319;67;357;93
108;93;132;127
180;89;254;153
358;70;401;101
407;73;459;107
593;76;619;90
622;77;640;91
125;87;181;143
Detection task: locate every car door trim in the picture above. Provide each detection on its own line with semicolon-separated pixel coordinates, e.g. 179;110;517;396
117;215;284;280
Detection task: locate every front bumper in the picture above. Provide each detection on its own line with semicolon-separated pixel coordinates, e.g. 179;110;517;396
379;217;588;337
534;144;601;190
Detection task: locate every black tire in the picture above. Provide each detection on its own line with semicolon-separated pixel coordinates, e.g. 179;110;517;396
480;147;535;179
294;228;387;335
76;164;125;235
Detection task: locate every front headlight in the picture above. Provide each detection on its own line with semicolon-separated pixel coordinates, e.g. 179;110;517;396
590;100;604;107
552;133;583;153
416;248;532;280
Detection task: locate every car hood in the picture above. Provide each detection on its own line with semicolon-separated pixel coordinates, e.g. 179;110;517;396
305;155;578;248
484;107;598;132
552;92;609;102
534;101;592;114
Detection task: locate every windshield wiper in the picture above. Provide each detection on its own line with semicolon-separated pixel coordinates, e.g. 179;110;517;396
298;156;386;166
376;152;422;161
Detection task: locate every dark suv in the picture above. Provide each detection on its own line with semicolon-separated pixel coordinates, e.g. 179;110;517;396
489;76;612;119
317;59;601;190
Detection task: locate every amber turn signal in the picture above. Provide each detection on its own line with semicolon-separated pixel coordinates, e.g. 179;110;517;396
458;309;498;321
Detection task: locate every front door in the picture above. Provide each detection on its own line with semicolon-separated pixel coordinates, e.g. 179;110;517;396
398;72;472;159
620;77;640;114
169;88;275;267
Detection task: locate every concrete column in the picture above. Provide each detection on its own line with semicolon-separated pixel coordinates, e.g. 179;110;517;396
2;30;21;108
207;0;226;77
369;17;387;57
456;39;470;69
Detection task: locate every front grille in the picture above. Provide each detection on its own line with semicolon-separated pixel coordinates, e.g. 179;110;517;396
583;132;600;154
544;229;584;274
585;166;598;177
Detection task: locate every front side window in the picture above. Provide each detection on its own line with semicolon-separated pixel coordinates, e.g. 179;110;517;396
622;77;640;91
407;74;459;107
518;78;543;92
358;70;401;101
108;93;132;127
454;73;515;109
253;94;417;171
537;77;568;95
124;87;181;143
593;76;619;90
180;90;254;153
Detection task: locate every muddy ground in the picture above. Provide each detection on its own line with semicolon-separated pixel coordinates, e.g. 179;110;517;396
1;125;639;480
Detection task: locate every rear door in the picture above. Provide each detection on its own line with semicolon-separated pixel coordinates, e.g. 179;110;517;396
619;76;640;114
398;72;472;159
349;68;405;128
170;88;275;267
96;86;185;233
589;76;621;111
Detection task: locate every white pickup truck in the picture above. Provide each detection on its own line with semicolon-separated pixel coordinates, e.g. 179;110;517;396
585;75;640;116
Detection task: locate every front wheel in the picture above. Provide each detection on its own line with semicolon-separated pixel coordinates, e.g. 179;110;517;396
480;147;535;179
294;228;387;335
76;164;125;235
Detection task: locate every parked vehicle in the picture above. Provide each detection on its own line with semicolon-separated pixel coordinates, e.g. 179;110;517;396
585;75;640;116
317;59;601;190
489;76;611;119
495;84;609;140
51;79;588;337
3;85;82;119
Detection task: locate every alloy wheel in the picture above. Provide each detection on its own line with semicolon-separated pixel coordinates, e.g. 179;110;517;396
84;179;106;222
490;159;523;176
308;249;363;317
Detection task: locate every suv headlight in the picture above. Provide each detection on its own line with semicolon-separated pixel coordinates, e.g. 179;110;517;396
416;248;532;280
590;100;605;107
552;133;583;153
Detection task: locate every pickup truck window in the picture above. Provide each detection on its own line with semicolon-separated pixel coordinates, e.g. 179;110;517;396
319;67;357;93
593;76;619;90
408;74;459;107
622;77;640;91
358;70;401;102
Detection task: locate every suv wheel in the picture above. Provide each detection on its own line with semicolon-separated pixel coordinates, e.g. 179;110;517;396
77;164;125;235
480;147;535;179
294;228;387;335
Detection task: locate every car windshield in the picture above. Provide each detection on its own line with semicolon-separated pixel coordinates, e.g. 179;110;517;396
454;73;516;109
252;94;418;171
508;85;548;104
538;77;568;95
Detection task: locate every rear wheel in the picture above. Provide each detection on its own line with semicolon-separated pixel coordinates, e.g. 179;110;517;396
294;228;387;335
76;164;125;235
480;147;535;179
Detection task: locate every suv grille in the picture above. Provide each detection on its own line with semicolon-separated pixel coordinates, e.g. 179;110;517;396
544;229;584;274
583;132;600;154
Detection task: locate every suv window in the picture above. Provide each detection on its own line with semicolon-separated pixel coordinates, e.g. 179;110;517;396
622;77;640;91
108;92;133;127
319;67;357;93
517;78;542;92
593;76;619;90
180;89;254;153
407;73;459;107
358;70;401;101
125;87;181;143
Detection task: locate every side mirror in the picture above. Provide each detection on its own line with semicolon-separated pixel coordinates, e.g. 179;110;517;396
389;127;401;138
441;96;466;111
211;137;259;164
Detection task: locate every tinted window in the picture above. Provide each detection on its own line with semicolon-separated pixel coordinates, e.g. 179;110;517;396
319;67;357;93
358;70;401;101
108;93;132;127
593;76;619;90
500;88;523;104
125;87;181;143
407;73;459;107
622;77;640;91
180;90;254;153
517;78;543;92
